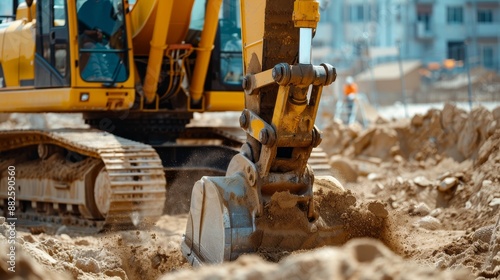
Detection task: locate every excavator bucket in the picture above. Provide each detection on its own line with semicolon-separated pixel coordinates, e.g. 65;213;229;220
182;155;388;264
182;173;254;264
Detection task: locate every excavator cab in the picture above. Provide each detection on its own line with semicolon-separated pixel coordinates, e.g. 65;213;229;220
35;0;71;87
205;2;243;92
0;0;136;111
38;0;130;86
76;0;128;83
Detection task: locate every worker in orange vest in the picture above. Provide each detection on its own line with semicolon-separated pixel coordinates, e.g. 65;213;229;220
343;76;358;97
343;76;357;123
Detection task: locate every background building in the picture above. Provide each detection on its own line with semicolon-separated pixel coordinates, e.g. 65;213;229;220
314;0;500;106
315;0;500;72
409;0;500;72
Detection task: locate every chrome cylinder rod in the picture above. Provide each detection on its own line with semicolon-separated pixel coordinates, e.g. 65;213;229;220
299;28;313;64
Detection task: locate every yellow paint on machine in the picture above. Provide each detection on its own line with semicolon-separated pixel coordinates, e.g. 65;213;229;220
250;118;265;140
129;0;195;56
0;0;244;114
240;0;265;74
0;87;134;112
0;19;36;87
205;91;245;111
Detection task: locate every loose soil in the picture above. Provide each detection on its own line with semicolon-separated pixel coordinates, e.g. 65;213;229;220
1;105;499;279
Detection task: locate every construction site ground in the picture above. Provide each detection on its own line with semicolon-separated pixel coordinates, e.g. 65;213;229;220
1;102;499;280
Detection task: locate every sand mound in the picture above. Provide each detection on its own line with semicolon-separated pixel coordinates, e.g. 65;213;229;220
160;238;470;280
3;105;500;279
321;103;500;183
0;234;69;280
0;215;188;280
252;178;388;262
319;103;500;278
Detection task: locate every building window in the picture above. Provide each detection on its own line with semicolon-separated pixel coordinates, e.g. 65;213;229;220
447;6;463;24
348;4;365;22
417;13;431;31
477;10;493;23
416;4;432;31
447;41;465;62
347;4;378;22
482;46;495;68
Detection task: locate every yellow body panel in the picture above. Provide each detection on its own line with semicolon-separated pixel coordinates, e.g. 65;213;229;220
18;22;36;84
189;0;223;103
240;0;265;74
0;19;35;87
205;91;245;111
15;2;36;22
0;87;134;112
130;0;194;56
0;0;136;112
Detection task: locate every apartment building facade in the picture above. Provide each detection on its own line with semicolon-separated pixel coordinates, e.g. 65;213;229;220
411;0;500;71
315;0;500;72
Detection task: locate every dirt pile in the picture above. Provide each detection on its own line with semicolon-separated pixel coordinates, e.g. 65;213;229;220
320;103;500;278
321;103;500;182
2;107;500;280
253;178;388;262
160;238;470;280
0;222;127;279
411;128;500;278
0;234;69;280
0;214;189;280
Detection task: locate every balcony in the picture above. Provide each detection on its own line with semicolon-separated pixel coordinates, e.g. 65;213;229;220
468;23;500;38
415;22;434;40
466;0;500;6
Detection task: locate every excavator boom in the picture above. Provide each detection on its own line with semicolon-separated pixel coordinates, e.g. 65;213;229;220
0;0;387;263
182;0;386;265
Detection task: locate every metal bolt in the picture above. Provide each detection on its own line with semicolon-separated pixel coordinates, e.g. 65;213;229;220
312;128;322;147
272;65;283;81
242;77;249;90
259;129;269;145
239;113;248;128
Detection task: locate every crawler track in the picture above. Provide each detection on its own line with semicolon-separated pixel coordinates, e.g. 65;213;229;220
0;129;166;232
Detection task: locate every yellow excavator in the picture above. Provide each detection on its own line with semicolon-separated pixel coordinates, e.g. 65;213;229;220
0;0;385;264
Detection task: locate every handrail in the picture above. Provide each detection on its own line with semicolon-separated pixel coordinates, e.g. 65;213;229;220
79;48;129;53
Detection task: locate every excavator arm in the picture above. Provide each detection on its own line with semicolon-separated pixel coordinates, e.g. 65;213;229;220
182;0;341;264
0;0;386;262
